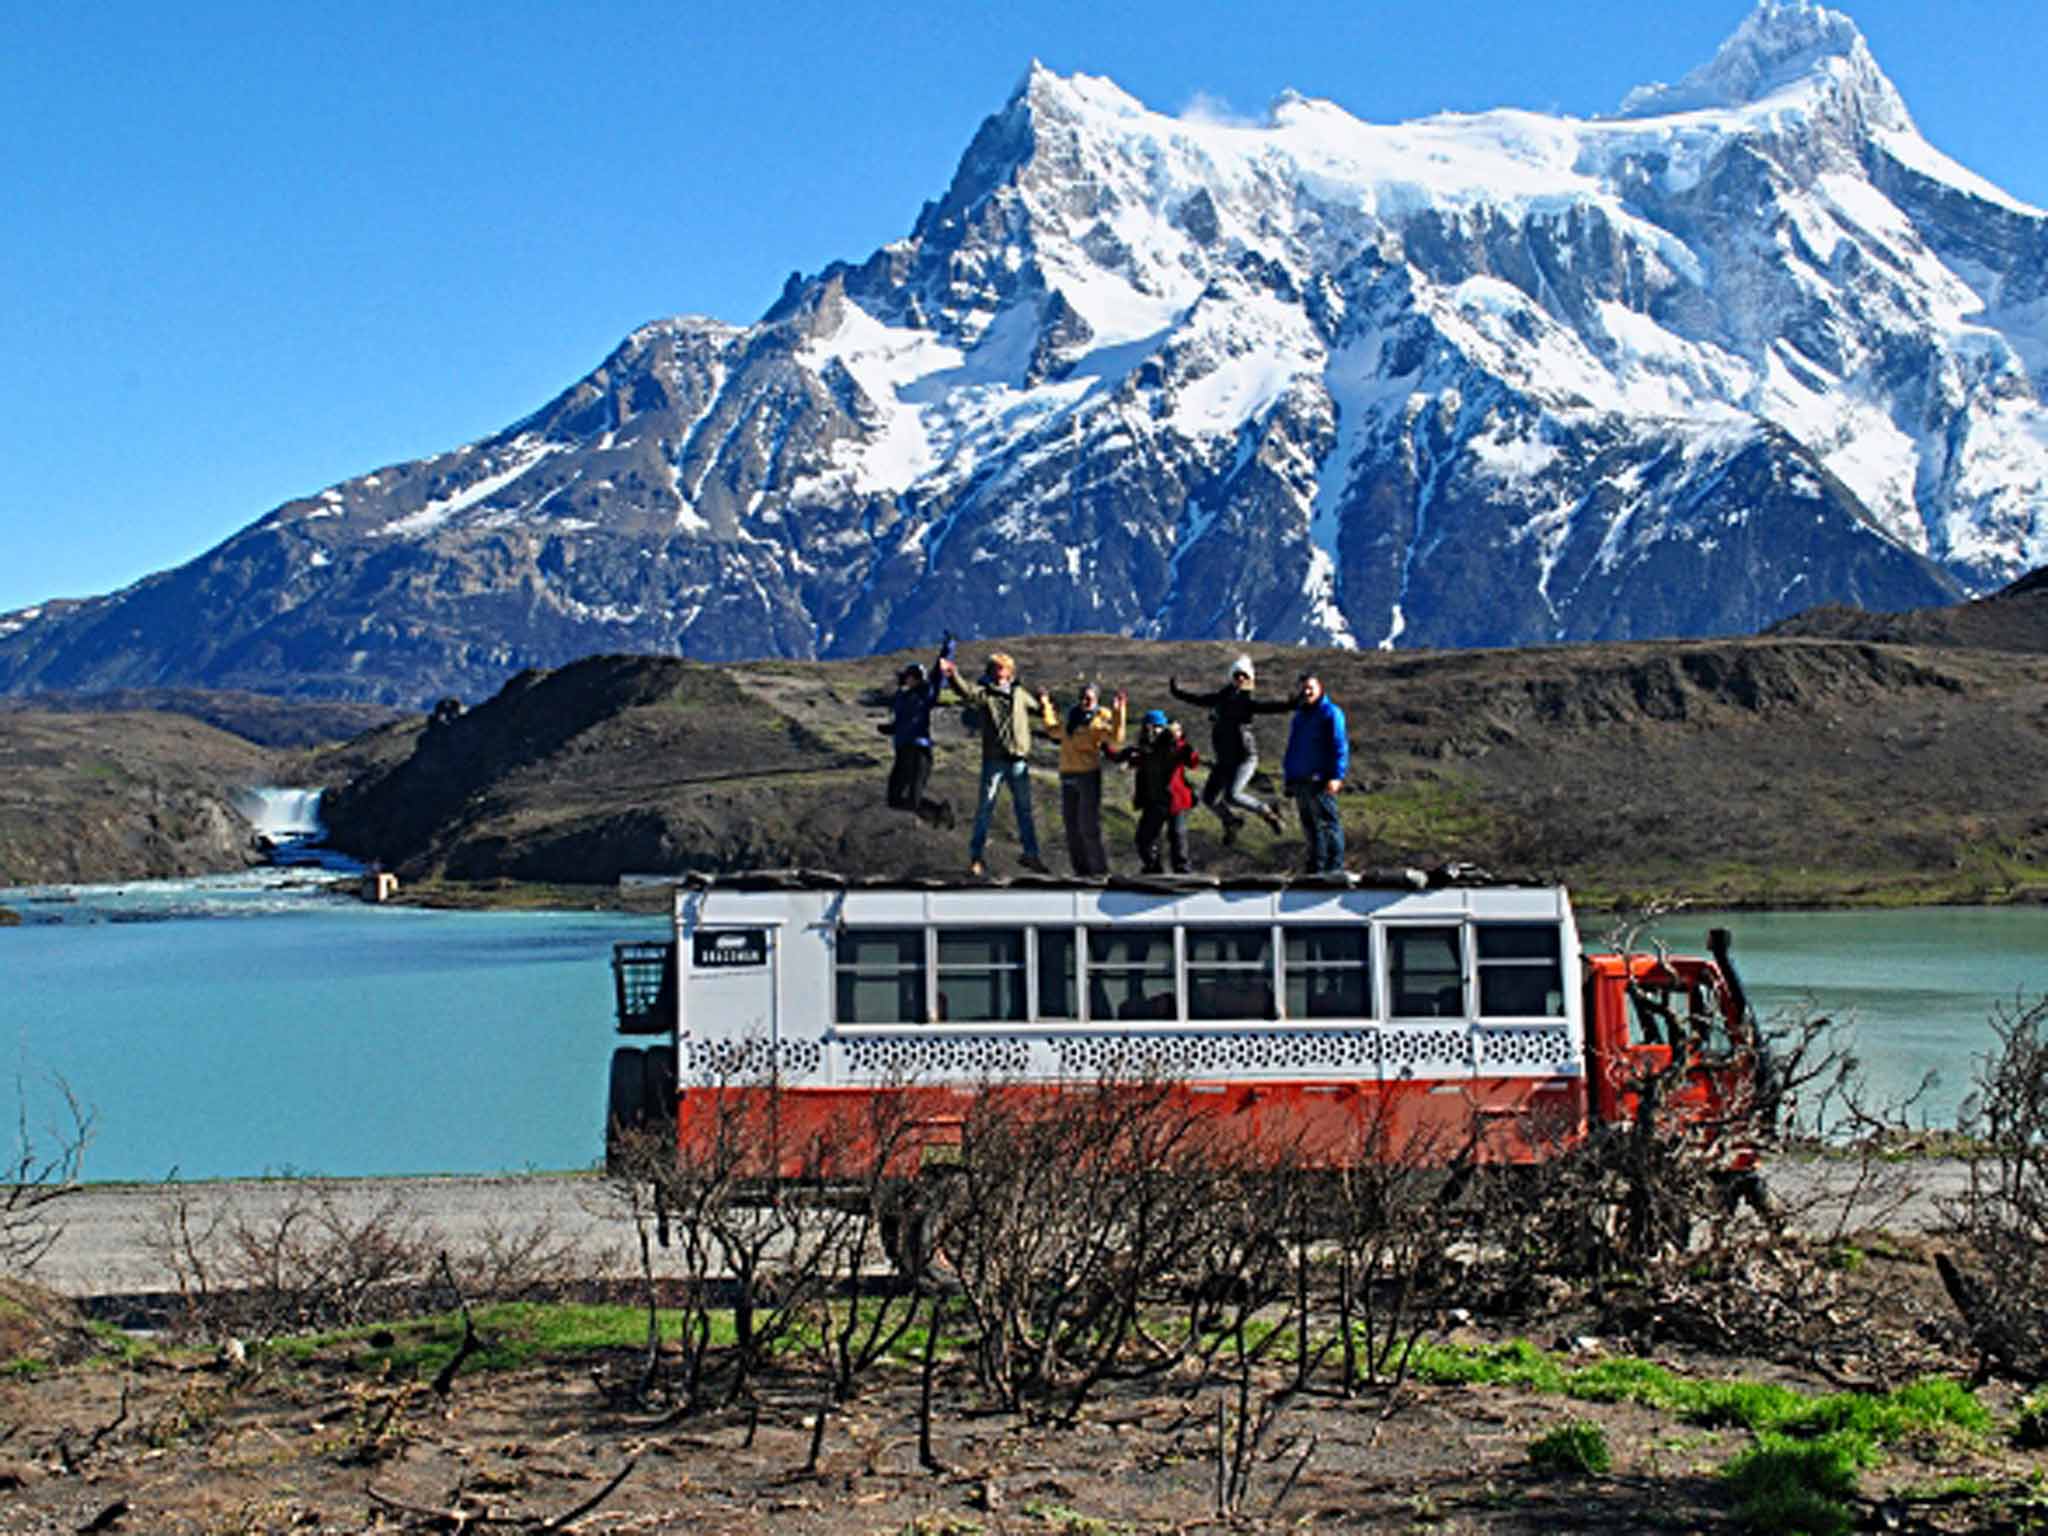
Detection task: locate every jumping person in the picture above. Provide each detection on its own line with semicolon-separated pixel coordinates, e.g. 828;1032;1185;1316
877;642;955;828
1281;673;1350;876
1169;655;1290;843
942;650;1055;877
1046;682;1127;877
1115;709;1200;875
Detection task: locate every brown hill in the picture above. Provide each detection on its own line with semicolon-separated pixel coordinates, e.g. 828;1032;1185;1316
0;711;279;885
1771;566;2048;654
0;689;401;749
0;695;413;888
320;632;2048;908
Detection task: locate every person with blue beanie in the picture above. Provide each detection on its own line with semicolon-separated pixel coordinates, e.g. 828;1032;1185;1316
1280;672;1349;875
1113;709;1200;874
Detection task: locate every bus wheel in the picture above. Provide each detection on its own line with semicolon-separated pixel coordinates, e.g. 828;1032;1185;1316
644;1045;678;1150
880;1207;930;1278
606;1047;647;1175
1720;1169;1772;1220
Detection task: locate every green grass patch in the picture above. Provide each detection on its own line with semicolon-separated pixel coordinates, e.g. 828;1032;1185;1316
1527;1418;1612;1476
1412;1340;1986;1445
1408;1338;1570;1392
1351;774;1499;856
1722;1431;1875;1536
269;1301;738;1380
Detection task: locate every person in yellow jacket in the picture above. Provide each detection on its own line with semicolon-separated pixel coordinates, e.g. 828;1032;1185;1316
1044;682;1128;876
941;650;1056;877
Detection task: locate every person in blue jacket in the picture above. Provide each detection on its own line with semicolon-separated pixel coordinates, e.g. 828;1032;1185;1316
1280;672;1349;874
878;639;956;828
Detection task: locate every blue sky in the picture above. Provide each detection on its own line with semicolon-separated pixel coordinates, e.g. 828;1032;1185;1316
5;0;2044;616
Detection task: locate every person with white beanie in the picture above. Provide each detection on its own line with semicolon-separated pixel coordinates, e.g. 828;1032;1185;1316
1169;654;1291;844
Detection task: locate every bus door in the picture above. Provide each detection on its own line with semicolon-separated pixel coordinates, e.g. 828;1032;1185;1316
1585;957;1746;1132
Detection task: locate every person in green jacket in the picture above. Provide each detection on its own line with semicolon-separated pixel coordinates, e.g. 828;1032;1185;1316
941;650;1054;877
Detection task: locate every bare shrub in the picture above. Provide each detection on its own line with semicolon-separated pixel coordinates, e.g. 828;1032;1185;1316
1325;1109;1465;1395
145;1177;591;1345
603;1066;858;1419
2;1076;91;1276
1940;996;2048;1382
944;1066;1234;1421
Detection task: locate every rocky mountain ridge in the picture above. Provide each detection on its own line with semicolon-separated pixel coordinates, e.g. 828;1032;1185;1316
3;1;2042;705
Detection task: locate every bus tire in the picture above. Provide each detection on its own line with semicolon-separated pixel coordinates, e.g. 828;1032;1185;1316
877;1208;923;1275
644;1046;678;1149
606;1047;647;1174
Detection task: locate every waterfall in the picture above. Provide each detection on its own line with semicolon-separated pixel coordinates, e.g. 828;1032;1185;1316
234;787;327;841
231;787;359;870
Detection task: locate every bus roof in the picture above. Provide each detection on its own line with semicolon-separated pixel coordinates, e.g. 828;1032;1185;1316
625;863;1536;896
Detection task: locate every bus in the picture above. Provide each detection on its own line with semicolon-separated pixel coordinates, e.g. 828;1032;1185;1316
606;872;1756;1177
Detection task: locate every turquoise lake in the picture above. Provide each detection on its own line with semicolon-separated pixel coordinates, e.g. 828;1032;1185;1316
3;874;2044;1181
1;873;663;1182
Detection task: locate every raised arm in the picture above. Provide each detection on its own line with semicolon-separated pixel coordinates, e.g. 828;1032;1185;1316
1038;690;1064;739
1169;675;1224;708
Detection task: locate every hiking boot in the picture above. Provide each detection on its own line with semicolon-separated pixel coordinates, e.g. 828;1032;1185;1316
937;800;955;829
1219;817;1239;847
969;859;988;878
1019;855;1051;875
1261;806;1287;834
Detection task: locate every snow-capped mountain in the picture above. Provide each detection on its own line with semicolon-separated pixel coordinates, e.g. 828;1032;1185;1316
6;0;2041;705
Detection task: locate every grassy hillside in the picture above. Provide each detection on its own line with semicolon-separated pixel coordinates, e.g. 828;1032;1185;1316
0;711;279;885
10;573;2048;906
319;619;2048;909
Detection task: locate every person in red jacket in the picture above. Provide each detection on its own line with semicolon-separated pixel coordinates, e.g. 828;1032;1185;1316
1113;709;1200;874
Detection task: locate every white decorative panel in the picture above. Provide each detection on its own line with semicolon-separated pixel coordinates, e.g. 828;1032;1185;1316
1472;1025;1575;1075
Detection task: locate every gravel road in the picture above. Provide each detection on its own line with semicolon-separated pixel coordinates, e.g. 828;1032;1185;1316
32;1175;652;1303
27;1158;1976;1305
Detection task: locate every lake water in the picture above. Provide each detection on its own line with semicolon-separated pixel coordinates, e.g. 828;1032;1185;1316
1648;906;2048;1129
1;872;663;1182
3;876;2044;1181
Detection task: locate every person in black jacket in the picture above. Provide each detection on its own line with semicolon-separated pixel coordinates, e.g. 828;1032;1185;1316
1169;655;1290;844
877;640;955;828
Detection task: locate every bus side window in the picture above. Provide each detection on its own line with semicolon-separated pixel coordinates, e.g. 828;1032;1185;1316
936;928;1026;1023
835;929;926;1024
1038;929;1077;1020
1186;926;1276;1021
1088;928;1176;1024
1389;926;1463;1019
1691;979;1737;1059
1475;924;1565;1018
1284;927;1370;1019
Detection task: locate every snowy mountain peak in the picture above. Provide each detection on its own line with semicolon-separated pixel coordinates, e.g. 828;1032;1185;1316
1009;59;1146;122
9;14;2045;704
1619;0;1909;131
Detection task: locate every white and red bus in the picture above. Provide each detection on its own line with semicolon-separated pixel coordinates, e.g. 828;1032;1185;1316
608;873;1756;1176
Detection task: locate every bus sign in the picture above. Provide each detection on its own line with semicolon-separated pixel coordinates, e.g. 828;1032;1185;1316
693;928;770;969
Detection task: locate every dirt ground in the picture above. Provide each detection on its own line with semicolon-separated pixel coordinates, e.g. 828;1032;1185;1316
2;1237;2042;1536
